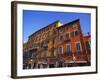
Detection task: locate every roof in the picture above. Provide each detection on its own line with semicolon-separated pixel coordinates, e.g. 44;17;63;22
57;19;80;30
28;20;60;38
28;19;80;39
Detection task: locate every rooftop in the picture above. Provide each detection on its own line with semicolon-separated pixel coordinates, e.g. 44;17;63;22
28;19;80;39
28;20;60;38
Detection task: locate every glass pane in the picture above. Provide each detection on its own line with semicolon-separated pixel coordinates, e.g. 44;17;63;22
58;47;62;54
59;35;63;40
66;45;71;52
76;43;81;51
66;33;70;40
51;48;54;56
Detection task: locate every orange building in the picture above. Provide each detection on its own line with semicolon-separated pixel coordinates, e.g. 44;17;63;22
23;19;91;69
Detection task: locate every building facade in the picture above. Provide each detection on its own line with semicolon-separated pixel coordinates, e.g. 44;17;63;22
23;19;91;69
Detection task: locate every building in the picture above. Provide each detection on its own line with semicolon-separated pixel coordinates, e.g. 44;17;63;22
23;19;91;69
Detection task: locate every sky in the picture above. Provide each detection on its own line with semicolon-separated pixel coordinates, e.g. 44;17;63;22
23;10;91;42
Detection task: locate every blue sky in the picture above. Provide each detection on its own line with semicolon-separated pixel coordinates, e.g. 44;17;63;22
23;10;91;42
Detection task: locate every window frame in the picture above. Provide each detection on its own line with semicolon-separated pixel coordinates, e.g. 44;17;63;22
86;40;91;49
50;47;54;57
75;42;82;52
58;46;63;54
72;30;80;37
66;43;72;53
59;34;63;41
65;32;70;40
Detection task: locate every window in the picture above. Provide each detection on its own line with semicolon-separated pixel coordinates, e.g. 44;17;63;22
86;41;91;49
44;49;47;58
66;44;71;53
72;24;78;28
51;48;54;57
31;52;37;59
76;42;81;52
29;53;32;59
66;33;70;40
89;41;91;48
31;53;34;58
71;30;80;37
29;64;31;69
74;30;79;36
59;35;63;40
58;46;62;54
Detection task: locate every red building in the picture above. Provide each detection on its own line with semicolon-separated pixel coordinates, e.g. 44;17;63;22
23;19;91;69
